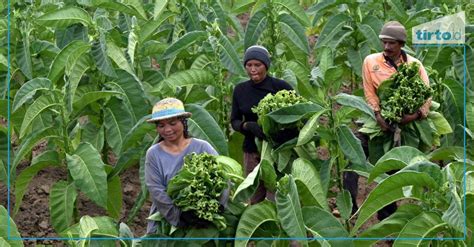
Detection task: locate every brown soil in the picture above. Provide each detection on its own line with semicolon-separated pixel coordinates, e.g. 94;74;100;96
0;161;151;246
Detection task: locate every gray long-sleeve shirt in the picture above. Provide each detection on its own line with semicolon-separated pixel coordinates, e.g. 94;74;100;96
144;138;218;234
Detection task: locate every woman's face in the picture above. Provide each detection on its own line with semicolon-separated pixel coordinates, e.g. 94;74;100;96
156;117;184;142
245;59;267;83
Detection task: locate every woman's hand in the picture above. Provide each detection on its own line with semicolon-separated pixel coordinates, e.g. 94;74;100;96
243;121;266;139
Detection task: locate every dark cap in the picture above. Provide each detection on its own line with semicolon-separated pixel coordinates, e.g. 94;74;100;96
243;45;271;69
379;21;406;42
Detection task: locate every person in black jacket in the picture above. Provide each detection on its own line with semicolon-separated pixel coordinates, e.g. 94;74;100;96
230;45;292;204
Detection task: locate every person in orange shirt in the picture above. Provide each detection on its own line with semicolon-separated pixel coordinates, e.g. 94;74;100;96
363;21;431;131
359;21;432;221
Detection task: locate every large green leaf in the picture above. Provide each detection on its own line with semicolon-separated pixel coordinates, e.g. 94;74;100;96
106;39;134;75
48;40;90;84
94;1;146;20
347;42;371;78
61;216;119;239
37;6;93;28
151;69;215;93
0;206;23;247
259;141;277;191
12;78;51;113
442;167;464;233
14;150;60;215
91;34;117;78
393;212;445;246
218;34;247;76
139;13;174;43
103;101;133;155
161;31;207;60
276;176;308;246
292;158;329;211
428;111;453;135
153;0;168;20
67;143;108;208
274;0;310;27
244;10;267;49
105;165;122;220
356;204;423;246
12;127;61;173
19;93;60;139
127;18;139;66
50;180;78;233
65;55;90;115
268;103;324;124
386;0;408;22
376;146;426;166
334;93;375;120
358;24;382;52
351;171;439;235
336;125;366;166
278;13;309;54
368;159;407;183
215;155;244;183
72;91;122;115
186;104;228;155
182;0;201;31
428;146;464;162
233;164;260;203
16;30;32;80
113;70;149;121
235;201;279;247
316;14;350;48
297;109;328;146
302;206;352;247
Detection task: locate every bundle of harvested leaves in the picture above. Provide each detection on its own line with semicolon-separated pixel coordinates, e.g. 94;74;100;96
252;90;308;121
167;153;228;230
378;62;433;123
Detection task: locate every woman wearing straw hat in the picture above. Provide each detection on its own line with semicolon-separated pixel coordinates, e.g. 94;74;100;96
144;97;218;234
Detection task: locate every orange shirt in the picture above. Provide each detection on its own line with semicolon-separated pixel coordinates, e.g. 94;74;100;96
362;52;431;118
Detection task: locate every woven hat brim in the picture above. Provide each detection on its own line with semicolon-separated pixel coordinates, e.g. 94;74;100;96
146;112;192;123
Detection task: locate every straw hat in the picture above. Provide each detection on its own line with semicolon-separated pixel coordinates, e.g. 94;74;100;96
147;98;192;123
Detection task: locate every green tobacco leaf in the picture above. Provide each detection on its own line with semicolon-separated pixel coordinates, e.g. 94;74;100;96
16;31;32;80
278;13;309;54
428;146;464;162
65;55;90;115
259;141;276;191
104;102;133;156
139;13;174;43
48;40;89;84
334;93;375;120
72;91;122;115
113;70;149;121
276;176;307;246
347;42;371;78
358;24;382;51
106;39;134;75
67;143;108;208
292;158;329;211
268;103;324;124
356;204;423;246
152;69;215;92
19;93;60;140
218;34;247;76
303;206;351;247
393;212;445;246
216;155;243;182
428;111;453;135
442;167;464;233
91;34;117;78
127;19;138;66
336;125;366;166
414;119;434;147
105;165;122;220
186;104;228;155
0;205;23;247
386;0;408;21
244;10;267;49
233;164;260;203
153;0;168;20
316;14;349;48
182;0;201;31
12;78;51;112
37;6;93;28
274;0;310;27
336;190;352;220
297;110;327;146
235;201;278;247
368;159;407;183
61;216;119;239
14;150;60;216
50;180;78;233
93;1;145;20
351;171;439;235
375;146;426;166
12;127;61;173
161;31;207;59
